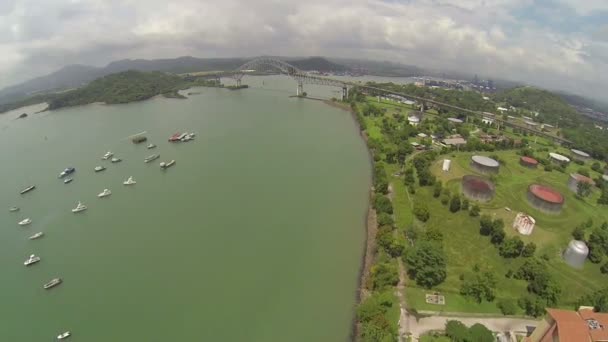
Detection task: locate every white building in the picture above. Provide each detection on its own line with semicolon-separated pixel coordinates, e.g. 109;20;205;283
513;213;536;236
497;107;508;112
482;116;494;125
408;116;421;126
442;159;451;172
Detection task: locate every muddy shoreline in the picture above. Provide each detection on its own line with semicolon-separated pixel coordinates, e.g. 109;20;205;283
322;100;378;341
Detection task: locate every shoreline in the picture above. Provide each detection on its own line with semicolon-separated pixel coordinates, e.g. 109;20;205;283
322;99;378;342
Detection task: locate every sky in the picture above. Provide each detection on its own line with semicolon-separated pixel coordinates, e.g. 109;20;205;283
0;0;607;100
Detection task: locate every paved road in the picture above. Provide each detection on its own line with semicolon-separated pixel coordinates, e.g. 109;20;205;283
408;316;537;339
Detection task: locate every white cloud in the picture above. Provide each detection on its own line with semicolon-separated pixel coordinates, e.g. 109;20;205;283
0;0;606;99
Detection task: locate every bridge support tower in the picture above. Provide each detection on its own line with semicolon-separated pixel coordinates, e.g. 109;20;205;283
236;78;242;87
297;81;304;96
341;86;348;101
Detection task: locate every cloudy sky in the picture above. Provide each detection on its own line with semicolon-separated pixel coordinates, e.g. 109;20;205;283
1;0;607;99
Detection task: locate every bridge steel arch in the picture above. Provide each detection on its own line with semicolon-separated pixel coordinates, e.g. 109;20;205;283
231;57;350;98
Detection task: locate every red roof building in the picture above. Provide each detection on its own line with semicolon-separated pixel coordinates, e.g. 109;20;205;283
529;307;608;342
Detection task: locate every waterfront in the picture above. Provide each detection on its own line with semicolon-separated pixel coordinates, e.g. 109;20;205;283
0;76;371;341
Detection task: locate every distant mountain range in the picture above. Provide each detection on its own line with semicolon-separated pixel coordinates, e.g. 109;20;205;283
0;56;349;105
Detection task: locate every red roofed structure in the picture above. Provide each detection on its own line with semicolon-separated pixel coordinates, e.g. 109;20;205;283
529;307;608;342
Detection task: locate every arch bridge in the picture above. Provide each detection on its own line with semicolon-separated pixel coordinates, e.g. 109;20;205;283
228;57;350;99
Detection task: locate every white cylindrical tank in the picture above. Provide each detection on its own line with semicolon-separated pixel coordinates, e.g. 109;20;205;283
513;213;536;236
563;240;589;269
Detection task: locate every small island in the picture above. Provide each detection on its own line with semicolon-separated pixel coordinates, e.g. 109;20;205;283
17;113;28;119
226;85;249;90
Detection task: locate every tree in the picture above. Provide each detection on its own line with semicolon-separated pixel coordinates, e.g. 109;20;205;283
499;237;525;258
424;227;444;243
599;188;608;205
374;196;393;215
449;195;462;213
371;262;399;290
479;215;493;235
572;226;585;240
601;262;608;274
469;204;481;217
588;228;608;263
433;182;443;198
377;213;394;227
518;295;546;317
578;287;608;313
490;227;506;245
577;181;592;198
460;271;497;303
413;203;430;222
405;240;447;288
592;162;602;173
469;323;494;342
445;320;470;342
528;272;561;306
498;299;518;315
461;198;470;210
522;242;537;257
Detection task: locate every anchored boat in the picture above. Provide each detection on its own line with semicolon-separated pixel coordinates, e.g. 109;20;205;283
24;254;40;266
20;185;36;194
18;218;32;226
160;160;176;169
72;202;87;213
29;232;44;240
43;278;62;290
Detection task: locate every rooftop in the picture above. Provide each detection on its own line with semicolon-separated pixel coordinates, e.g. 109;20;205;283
549;152;570;162
571;173;594;184
571;149;591;157
545;308;608;342
443;137;467;146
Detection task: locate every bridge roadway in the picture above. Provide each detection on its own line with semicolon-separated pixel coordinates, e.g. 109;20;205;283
195;69;571;145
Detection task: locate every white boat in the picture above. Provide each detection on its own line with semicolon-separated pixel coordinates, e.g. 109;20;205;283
102;151;113;160
18;218;32;226
63;178;73;184
98;189;112;198
144;154;160;163
58;167;75;178
111;157;122;163
123;176;136;185
57;331;71;340
94;165;106;172
160;160;176;169
44;278;62;290
9;206;20;212
72;202;87;213
29;232;44;240
24;254;40;266
147;143;157;149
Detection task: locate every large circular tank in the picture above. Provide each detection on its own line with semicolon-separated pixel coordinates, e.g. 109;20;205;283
549;152;570;165
520;156;539;168
563;240;589;269
527;184;564;214
570;149;591;162
470;155;500;174
568;173;594;193
461;175;495;202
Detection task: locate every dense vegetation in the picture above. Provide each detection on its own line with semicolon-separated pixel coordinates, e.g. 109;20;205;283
46;71;219;110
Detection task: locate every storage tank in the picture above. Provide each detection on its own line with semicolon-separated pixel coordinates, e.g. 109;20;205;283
568;173;594;193
527;184;564;214
520;156;539;168
549;152;570;165
570;149;591;162
461;175;495;202
470;155;500;174
563;240;589;269
442;159;451;172
513;213;536;236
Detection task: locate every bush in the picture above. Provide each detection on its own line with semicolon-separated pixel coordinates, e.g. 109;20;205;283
371;262;399;290
572;226;585;240
445;320;470;342
469;204;481;217
377;213;394;227
449;195;462;213
374;196;393;215
518;295;546;317
469;323;494;342
498;299;518;315
522;242;537;257
461;198;470;210
601;262;608;274
414;203;430;222
440;195;450;206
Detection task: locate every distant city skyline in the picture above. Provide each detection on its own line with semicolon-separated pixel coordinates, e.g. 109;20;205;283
0;0;607;100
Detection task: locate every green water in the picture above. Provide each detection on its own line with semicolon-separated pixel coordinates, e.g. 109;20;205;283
0;76;371;341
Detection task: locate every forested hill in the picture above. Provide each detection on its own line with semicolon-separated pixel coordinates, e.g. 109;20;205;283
46;70;212;110
492;87;580;127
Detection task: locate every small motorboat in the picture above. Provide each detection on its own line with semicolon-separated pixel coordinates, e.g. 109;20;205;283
147;143;157;149
43;278;62;289
111;157;122;163
20;185;36;194
29;232;44;240
98;189;112;198
160;160;176;169
57;331;71;340
94;166;106;172
169;132;181;142
24;254;40;266
9;206;20;212
123;176;136;185
63;178;73;184
72;202;87;213
18;218;32;226
144;154;160;163
58;167;76;178
102;151;113;160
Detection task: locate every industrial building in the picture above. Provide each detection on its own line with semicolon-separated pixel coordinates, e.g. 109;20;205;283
549;152;570;165
527;184;564;214
563;240;589;269
513;213;536;235
520;156;539;168
568;173;594;193
461;175;495;202
529;307;608;342
470;155;500;174
571;148;591;162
